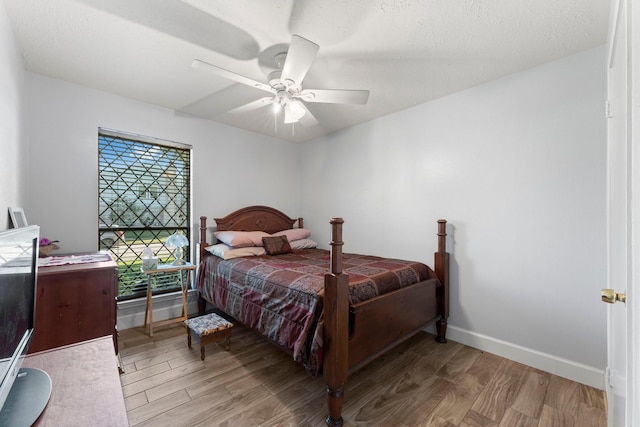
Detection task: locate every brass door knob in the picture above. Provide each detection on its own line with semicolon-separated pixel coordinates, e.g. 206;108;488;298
602;288;627;304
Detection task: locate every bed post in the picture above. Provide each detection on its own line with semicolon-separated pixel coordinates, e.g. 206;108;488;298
198;216;209;314
199;216;209;260
324;218;349;427
434;219;449;343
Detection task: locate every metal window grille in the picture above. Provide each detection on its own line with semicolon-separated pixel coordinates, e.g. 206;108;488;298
98;129;191;300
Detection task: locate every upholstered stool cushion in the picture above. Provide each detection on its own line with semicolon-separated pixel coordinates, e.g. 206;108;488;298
185;313;233;360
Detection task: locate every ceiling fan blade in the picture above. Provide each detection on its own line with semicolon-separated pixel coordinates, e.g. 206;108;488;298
192;59;274;94
281;35;319;85
227;97;274;114
297;89;370;105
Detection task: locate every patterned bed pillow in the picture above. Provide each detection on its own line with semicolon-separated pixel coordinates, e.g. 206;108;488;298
262;235;292;255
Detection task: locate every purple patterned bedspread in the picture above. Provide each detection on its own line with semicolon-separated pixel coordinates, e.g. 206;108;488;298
197;248;436;376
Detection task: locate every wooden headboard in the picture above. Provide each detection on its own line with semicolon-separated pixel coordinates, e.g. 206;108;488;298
215;205;301;233
199;205;303;259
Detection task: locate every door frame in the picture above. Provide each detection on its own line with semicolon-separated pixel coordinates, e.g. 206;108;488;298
607;0;639;425
629;0;639;424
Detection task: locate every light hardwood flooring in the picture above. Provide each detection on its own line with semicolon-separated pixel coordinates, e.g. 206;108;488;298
118;321;607;426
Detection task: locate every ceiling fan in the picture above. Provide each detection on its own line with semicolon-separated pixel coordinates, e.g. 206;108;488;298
192;35;370;126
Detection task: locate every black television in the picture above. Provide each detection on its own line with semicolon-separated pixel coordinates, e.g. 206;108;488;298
0;225;51;425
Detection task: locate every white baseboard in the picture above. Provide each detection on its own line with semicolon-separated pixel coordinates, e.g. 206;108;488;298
429;324;605;390
117;290;199;330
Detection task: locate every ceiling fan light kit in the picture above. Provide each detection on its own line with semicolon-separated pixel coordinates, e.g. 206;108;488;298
284;100;306;123
193;34;370;127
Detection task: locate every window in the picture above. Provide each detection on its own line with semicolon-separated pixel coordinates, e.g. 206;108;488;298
98;129;191;300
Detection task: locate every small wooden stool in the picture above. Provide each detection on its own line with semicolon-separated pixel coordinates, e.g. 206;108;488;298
185;313;233;360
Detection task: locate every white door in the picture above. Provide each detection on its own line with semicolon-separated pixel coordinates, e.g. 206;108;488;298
605;0;638;426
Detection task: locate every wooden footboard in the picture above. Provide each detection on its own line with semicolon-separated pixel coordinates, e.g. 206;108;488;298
347;279;439;372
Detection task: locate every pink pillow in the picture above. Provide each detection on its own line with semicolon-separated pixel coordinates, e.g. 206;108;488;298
290;238;318;250
205;244;265;259
214;230;269;247
272;228;311;242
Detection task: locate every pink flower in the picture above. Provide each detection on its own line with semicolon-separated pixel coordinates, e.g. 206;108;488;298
39;238;59;246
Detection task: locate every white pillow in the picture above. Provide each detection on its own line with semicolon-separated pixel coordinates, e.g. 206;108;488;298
290;238;318;250
205;243;265;260
273;228;312;242
214;230;269;247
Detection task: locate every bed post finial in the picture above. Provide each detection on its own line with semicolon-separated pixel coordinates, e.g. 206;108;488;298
199;216;209;264
329;218;344;274
437;219;447;253
199;216;207;244
325;217;348;427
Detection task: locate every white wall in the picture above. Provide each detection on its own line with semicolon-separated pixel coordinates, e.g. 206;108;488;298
24;73;301;255
300;47;607;388
0;1;26;230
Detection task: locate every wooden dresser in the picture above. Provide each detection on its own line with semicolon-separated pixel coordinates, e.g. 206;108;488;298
29;258;119;354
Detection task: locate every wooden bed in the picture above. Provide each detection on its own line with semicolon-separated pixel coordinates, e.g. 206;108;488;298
197;205;449;426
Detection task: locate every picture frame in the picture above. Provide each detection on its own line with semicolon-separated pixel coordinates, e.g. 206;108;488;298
8;207;28;228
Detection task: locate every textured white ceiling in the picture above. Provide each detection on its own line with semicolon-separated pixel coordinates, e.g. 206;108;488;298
4;0;610;142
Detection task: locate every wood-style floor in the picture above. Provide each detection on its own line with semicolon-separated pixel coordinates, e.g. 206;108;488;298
118;320;607;427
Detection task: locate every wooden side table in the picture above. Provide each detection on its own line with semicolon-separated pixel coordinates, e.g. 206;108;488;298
142;262;196;336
